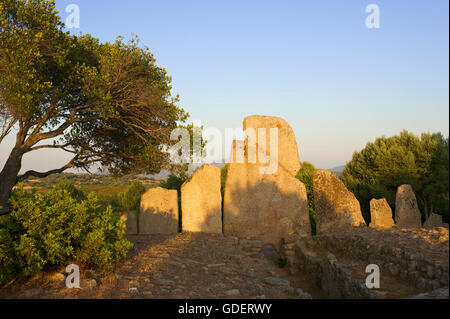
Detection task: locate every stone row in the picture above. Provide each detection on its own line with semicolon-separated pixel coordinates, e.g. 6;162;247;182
122;115;447;252
122;115;311;252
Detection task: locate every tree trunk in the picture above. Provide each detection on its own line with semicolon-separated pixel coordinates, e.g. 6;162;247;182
0;148;23;215
422;198;430;221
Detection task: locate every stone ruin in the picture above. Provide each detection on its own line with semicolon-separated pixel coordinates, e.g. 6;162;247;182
122;115;448;298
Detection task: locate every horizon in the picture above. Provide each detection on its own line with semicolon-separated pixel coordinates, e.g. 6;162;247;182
0;0;448;174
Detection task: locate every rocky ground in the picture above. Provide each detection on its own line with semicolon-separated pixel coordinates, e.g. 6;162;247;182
0;233;319;299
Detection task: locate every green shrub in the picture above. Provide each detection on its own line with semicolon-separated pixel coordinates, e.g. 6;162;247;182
0;184;132;284
296;162;317;235
160;174;187;192
53;179;86;201
221;164;229;199
119;181;146;212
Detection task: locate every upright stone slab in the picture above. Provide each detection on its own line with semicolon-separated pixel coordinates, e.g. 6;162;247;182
313;170;366;234
181;164;222;234
424;213;443;229
223;116;310;250
395;184;422;228
224;162;310;249
120;211;138;235
369;198;394;229
140;187;179;234
243;115;302;176
229;140;245;164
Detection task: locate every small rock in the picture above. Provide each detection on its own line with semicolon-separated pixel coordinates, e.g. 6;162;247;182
158;279;175;286
207;263;226;268
129;287;139;295
416;277;426;290
296;288;313;299
224;289;240;297
261;245;280;263
406;288;449;299
264;277;291;288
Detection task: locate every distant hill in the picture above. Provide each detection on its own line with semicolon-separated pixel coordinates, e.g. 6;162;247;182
327;165;345;177
328;165;345;173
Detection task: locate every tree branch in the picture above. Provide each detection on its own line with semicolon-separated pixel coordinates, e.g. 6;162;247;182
18;157;78;182
0;118;17;144
29;143;71;151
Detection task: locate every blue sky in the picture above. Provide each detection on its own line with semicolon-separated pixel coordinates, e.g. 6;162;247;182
1;0;448;172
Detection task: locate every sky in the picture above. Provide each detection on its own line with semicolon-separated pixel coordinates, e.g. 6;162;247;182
0;0;449;173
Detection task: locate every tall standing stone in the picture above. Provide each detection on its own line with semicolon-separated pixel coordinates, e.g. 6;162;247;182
140;187;179;234
313;170;366;234
395;184;422;228
181;164;222;234
243;115;302;176
229;140;245;164
223;116;310;250
423;213;443;229
369;198;394;229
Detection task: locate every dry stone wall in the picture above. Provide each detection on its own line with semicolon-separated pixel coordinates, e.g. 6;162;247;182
313;227;449;291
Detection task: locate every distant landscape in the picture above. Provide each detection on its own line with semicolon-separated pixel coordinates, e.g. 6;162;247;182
19;173;161;195
19;164;345;195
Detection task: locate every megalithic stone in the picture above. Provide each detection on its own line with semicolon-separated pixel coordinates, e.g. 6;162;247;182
223;115;310;250
313;170;366;234
423;213;444;229
181;164;222;234
395;184;422;228
369;198;394;229
140;187;179;234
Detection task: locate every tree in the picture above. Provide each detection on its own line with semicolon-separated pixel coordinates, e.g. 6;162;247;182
341;130;449;222
296;162;317;235
0;0;188;214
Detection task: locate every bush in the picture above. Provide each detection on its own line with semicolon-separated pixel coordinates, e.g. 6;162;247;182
296;162;317;235
0;184;132;284
53;180;86;201
160;174;187;192
221;164;229;198
119;181;146;212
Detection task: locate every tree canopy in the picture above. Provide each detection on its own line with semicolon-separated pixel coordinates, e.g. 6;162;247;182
0;0;189;212
341;130;449;223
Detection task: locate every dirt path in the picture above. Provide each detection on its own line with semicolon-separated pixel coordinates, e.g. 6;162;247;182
0;233;318;299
